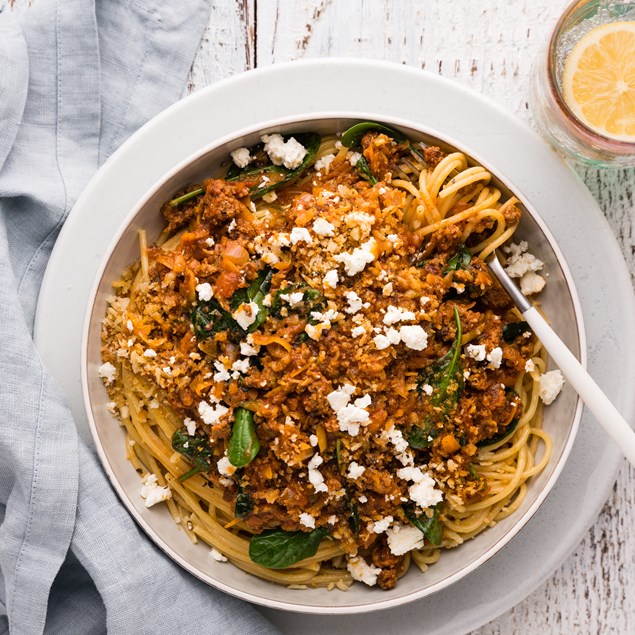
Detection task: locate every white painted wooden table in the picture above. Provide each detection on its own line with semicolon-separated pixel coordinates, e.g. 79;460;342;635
189;2;635;632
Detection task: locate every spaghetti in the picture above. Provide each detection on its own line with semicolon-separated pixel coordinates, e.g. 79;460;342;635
100;123;557;590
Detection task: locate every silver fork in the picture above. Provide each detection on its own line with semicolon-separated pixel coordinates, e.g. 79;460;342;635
487;250;635;467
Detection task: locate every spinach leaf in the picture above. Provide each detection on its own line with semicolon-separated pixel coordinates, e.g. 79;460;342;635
403;504;443;546
249;527;329;569
228;407;260;467
234;485;255;519
407;421;438;450
168;187;204;207
477;417;520;448
419;305;463;409
341;121;407;148
226;162;286;181
191;298;239;341
172;428;214;482
502;321;531;344
442;244;471;275
468;463;480;479
230;267;274;333
228;133;321;200
355;156;378;185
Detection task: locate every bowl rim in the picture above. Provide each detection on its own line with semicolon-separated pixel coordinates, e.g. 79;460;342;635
81;111;586;614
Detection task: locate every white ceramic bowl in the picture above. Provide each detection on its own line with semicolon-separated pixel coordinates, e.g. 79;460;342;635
81;113;585;614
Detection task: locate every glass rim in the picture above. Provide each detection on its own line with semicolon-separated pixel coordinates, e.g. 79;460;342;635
547;0;635;150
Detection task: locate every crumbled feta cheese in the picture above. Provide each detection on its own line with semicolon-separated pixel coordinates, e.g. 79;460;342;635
262;293;272;307
326;384;356;411
382;282;393;296
539;370;565;405
328;515;337;525
126;319;134;332
359;495;368;503
383;305;416;325
217;455;236;476
143;349;157;358
233;301;259;330
327;385;371;436
314;153;336;173
205;237;215;247
334;238;377;276
466;344;486;362
345;212;376;227
351;325;366;338
299;513;316;529
421;383;433;396
344;291;367;314
310;308;340;323
347;151;362;166
347;556;381;586
386;233;399;243
261;133;307;169
184;417;196;436
230;147;252;168
210;547;228;562
309;434;318;447
308;453;328;493
336;401;370;436
520;271;546;296
198;399;229;426
396;466;443;508
525;359;535;373
347;462;366;480
312;217;335;237
98;362;117;384
409;474;444;508
385;327;401;345
261;190;277;204
323;269;339;288
399;325;428;351
386;523;425;556
372;515;393;534
487;347;503;369
196;282;213;302
140;473;171;508
227;219;237;233
213;360;231;382
106;401;117;414
240;339;259;357
231;358;250;374
283;291;304;307
384;427;410;455
503;241;544;278
290;227;313;245
373;334;392;350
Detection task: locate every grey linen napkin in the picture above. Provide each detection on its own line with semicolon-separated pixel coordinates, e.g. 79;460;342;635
0;1;279;633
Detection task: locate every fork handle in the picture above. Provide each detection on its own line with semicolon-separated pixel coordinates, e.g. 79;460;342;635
523;306;635;467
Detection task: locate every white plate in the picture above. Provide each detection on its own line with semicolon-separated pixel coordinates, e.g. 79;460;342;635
34;60;635;634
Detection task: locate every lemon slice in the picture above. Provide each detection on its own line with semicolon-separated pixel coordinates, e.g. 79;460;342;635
562;20;635;142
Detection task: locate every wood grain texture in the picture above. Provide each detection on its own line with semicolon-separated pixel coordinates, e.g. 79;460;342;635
188;2;635;632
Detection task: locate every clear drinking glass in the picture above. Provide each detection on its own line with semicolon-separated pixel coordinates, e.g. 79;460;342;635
530;0;635;167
